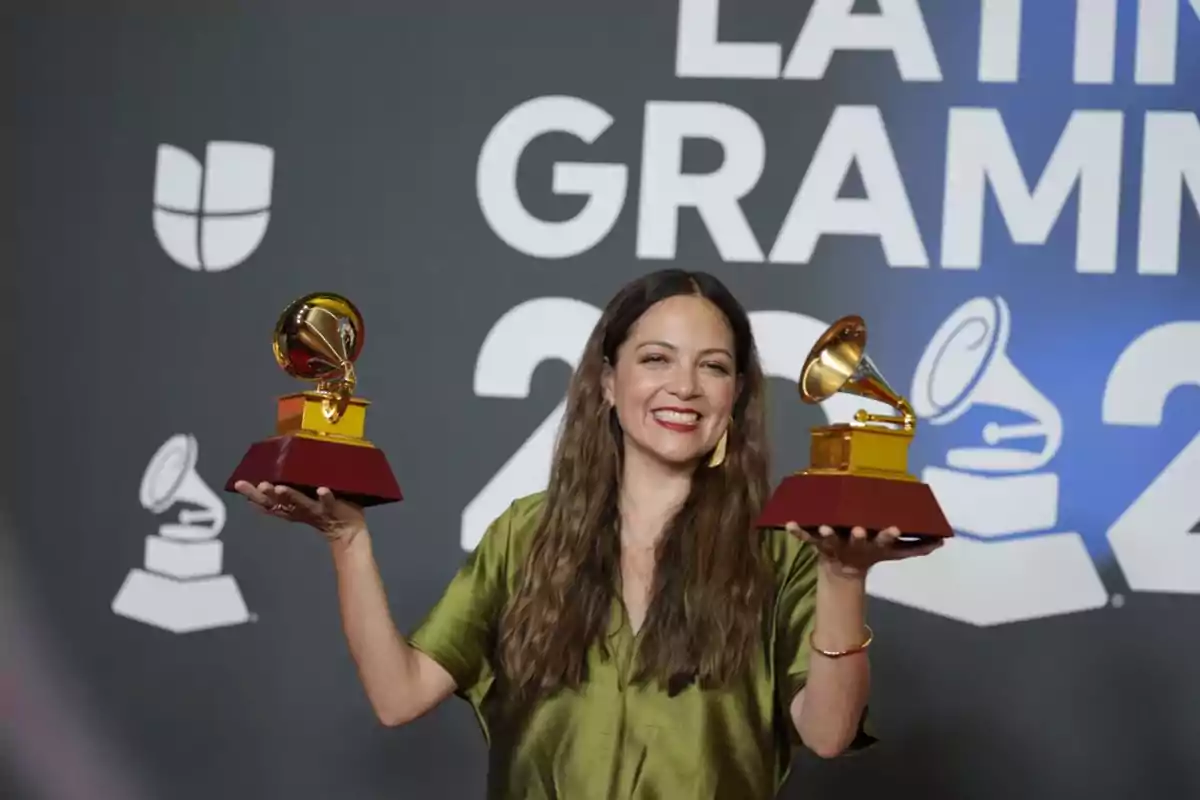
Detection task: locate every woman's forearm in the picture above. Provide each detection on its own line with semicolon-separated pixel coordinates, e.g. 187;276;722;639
330;529;454;725
792;562;871;757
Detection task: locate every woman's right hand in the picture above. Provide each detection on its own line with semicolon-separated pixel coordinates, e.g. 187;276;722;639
234;480;367;547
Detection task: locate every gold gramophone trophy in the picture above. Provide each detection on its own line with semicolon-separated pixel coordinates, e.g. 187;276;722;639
224;292;403;507
756;315;952;546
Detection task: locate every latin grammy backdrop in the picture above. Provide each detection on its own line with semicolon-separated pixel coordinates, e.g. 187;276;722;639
8;3;1198;800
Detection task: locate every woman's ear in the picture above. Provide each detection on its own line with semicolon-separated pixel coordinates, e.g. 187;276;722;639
601;358;615;407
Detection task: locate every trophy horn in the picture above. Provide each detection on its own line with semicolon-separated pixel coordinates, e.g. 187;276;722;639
799;315;916;432
272;293;365;423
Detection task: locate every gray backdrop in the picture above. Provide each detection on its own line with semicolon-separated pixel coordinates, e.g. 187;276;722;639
7;3;1200;799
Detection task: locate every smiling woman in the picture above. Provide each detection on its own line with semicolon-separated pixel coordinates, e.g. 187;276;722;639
234;268;943;800
495;271;773;710
602;292;739;469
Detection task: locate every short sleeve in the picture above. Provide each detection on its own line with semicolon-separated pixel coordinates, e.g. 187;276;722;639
774;539;878;754
407;501;520;704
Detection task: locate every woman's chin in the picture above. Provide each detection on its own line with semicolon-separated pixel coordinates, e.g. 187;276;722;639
647;448;707;471
624;435;709;471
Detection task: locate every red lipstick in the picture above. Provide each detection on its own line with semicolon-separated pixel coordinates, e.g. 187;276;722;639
651;407;701;433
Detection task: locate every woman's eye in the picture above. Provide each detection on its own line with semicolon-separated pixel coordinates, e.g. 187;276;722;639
704;362;731;374
640;353;668;364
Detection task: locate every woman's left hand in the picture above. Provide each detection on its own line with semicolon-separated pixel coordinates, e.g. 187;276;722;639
785;523;944;577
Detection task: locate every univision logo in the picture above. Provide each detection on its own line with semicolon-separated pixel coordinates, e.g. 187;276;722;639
152;141;274;272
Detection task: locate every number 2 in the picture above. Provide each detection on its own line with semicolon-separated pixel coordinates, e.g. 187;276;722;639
1102;321;1200;595
461;298;601;550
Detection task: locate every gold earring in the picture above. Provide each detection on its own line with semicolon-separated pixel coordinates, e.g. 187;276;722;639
708;429;728;468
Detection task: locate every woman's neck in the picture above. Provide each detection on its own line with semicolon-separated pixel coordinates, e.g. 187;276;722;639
618;447;694;550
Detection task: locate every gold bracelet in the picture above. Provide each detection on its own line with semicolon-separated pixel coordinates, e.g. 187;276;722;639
810;624;873;658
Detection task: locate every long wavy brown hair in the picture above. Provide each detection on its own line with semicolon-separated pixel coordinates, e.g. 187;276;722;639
496;269;774;706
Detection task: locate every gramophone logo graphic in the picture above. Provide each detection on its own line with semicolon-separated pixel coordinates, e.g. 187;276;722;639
866;296;1107;626
112;434;251;633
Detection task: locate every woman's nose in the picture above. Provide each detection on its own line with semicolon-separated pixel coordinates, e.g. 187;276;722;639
667;367;699;398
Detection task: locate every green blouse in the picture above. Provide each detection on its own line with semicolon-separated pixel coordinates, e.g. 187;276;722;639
408;492;876;799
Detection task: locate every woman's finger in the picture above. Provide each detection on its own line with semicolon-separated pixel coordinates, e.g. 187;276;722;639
876;526;901;547
272;485;323;516
234;480;275;508
784;521;815;540
316;487;337;513
850;526;868;542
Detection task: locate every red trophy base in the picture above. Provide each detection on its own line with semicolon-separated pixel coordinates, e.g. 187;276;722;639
756;473;953;547
225;434;403;508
